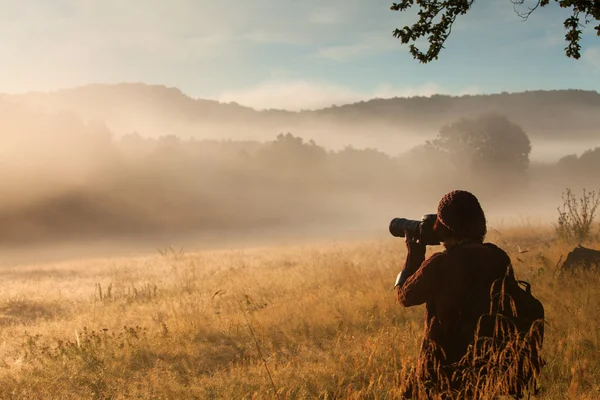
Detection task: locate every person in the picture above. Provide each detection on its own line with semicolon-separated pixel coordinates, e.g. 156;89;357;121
393;190;537;398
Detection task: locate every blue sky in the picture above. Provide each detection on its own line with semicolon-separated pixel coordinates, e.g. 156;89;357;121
0;0;598;110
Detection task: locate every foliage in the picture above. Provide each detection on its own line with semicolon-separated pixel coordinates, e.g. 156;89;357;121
2;99;599;245
557;147;600;179
332;145;397;184
555;188;600;243
0;128;407;244
427;113;532;174
256;133;329;176
390;0;600;63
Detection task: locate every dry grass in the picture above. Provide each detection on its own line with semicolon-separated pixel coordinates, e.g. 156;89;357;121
0;226;598;399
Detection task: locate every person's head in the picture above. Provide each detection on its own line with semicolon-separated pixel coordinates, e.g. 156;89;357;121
433;190;487;249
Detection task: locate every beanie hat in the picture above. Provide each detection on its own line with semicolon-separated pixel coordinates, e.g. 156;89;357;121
437;190;487;240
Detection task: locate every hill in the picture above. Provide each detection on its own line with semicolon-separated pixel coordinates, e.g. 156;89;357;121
312;89;600;138
2;83;599;144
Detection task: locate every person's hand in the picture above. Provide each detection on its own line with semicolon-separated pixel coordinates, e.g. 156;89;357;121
405;229;416;244
405;229;426;253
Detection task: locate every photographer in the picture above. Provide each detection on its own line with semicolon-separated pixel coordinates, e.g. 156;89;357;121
393;190;521;397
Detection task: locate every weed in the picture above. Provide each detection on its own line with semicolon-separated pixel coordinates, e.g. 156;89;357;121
0;229;597;399
555;188;600;244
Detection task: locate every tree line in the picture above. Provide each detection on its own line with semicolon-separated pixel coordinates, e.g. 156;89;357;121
0;104;597;244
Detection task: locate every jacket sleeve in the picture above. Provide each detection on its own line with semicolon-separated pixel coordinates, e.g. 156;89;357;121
396;251;446;307
394;241;426;288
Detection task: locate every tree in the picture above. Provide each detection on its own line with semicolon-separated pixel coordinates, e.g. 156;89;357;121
332;146;396;184
390;0;600;63
557;147;600;179
256;133;329;180
428;114;532;174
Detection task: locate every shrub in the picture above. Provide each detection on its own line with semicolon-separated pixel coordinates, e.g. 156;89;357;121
555;188;600;243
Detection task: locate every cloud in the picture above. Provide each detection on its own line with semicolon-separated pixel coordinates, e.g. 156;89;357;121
457;86;483;96
370;82;445;99
0;0;406;93
218;80;362;111
315;29;398;62
240;30;308;45
309;7;344;25
582;47;600;70
0;1;596;98
316;44;374;62
217;80;481;111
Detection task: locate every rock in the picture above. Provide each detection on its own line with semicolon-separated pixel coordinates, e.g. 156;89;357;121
561;245;600;273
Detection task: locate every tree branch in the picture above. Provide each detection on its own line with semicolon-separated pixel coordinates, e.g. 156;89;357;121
511;0;544;21
391;0;475;63
390;0;597;62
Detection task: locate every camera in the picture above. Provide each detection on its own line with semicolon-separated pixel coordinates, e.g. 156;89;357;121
389;214;440;246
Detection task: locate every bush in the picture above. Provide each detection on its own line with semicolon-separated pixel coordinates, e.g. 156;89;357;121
555;188;600;243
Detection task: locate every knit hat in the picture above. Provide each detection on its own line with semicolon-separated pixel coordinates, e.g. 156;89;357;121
437;190;487;240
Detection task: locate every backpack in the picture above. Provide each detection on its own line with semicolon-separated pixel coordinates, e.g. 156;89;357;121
472;274;545;396
489;277;545;344
452;242;545;397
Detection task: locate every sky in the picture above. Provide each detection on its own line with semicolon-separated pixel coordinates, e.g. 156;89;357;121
0;0;598;110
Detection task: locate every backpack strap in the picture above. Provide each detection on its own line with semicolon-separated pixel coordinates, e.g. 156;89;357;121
517;280;532;294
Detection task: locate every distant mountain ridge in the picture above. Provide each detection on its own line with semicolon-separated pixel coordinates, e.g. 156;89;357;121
2;83;599;141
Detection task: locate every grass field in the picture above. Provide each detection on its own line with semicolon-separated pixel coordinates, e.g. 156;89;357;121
0;225;598;399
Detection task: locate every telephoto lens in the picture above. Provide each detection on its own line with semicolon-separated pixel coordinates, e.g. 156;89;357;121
389;214;440;245
389;218;422;238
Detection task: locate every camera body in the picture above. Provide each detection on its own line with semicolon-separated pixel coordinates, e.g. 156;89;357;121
389;214;440;246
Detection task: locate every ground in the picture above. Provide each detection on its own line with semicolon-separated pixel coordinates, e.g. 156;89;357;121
0;225;597;399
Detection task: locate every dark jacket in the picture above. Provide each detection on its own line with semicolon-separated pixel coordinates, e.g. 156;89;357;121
395;240;514;379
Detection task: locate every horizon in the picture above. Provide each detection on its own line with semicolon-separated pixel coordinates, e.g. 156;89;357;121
4;82;600;112
1;2;598;111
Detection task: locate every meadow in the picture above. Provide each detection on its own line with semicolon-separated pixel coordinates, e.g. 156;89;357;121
0;225;598;399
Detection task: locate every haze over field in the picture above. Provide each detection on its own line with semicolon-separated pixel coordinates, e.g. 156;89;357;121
0;84;599;264
4;84;600;160
0;1;598;260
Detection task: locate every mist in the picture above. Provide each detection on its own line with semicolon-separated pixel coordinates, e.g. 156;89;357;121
0;86;598;264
